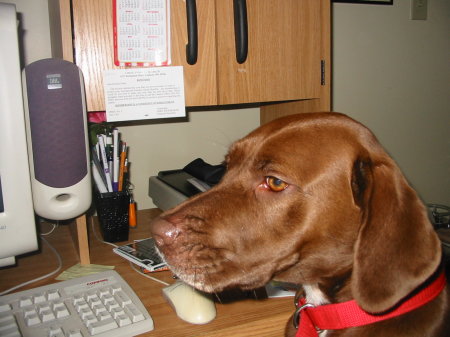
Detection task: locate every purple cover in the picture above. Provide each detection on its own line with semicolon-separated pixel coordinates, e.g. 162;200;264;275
25;59;88;188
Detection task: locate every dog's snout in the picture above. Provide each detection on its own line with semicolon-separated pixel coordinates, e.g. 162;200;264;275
150;217;180;247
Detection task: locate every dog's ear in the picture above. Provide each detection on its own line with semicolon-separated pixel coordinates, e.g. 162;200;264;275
351;155;441;313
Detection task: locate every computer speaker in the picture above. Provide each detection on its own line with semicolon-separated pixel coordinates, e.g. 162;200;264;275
22;58;91;220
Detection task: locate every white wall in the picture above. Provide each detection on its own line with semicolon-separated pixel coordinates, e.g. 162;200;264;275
332;0;450;205
120;108;259;209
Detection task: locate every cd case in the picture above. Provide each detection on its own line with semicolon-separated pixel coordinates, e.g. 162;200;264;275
113;238;169;272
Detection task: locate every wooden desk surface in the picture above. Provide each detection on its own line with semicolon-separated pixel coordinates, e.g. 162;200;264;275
0;209;293;336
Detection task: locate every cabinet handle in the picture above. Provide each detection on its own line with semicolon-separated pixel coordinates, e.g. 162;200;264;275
233;0;248;64
186;0;198;65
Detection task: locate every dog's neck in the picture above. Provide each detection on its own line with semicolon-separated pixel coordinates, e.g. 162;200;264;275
303;284;329;306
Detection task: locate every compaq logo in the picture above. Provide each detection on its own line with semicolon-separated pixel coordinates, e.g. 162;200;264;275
86;279;108;286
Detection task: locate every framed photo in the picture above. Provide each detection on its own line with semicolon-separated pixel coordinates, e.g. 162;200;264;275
333;0;393;4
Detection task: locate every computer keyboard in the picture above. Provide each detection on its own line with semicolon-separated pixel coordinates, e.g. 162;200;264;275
0;270;154;337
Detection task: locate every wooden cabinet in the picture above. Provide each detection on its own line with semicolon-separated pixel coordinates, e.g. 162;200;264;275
60;0;330;113
215;0;322;105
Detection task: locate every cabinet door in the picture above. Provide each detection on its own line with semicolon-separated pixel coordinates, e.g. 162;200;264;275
170;0;217;106
71;0;217;111
72;0;114;111
215;0;322;105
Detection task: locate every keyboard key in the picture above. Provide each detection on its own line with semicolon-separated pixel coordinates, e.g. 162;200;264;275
111;285;122;294
50;333;65;337
117;313;132;327
24;313;41;326
0;327;21;337
38;304;52;314
19;296;33;307
33;293;46;304
48;325;64;336
115;291;132;307
111;307;125;319
0;313;18;332
88;317;118;335
88;296;101;307
92;304;107;316
0;303;12;312
98;311;112;321
67;329;83;337
124;304;144;322
85;290;98;301
79;308;93;320
73;294;84;305
83;314;98;327
47;289;61;301
53;301;70;319
98;288;110;298
75;300;89;313
22;307;36;318
40;308;56;322
101;294;115;305
106;300;120;312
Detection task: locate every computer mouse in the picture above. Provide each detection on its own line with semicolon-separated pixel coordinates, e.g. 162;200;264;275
162;281;216;324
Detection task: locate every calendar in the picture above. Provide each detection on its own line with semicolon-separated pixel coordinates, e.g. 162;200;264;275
113;0;171;67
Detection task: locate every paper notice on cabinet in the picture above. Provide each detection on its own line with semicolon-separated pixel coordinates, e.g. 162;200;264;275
103;66;186;122
113;0;170;66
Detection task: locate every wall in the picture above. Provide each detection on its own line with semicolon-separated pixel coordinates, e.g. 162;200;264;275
120;108;259;209
332;0;450;206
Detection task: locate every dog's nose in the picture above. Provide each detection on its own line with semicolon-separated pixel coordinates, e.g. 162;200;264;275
150;216;180;247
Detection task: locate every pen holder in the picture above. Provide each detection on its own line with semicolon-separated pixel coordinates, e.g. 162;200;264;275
94;190;130;243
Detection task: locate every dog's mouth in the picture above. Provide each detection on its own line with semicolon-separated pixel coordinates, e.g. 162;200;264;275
156;240;274;293
156;241;236;292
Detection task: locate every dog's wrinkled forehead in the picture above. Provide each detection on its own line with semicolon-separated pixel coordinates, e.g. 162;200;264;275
226;114;365;180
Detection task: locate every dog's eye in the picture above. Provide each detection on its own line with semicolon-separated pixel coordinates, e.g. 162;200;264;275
265;176;288;192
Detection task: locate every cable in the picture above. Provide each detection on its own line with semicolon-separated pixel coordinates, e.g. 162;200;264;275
0;235;62;296
40;221;59;236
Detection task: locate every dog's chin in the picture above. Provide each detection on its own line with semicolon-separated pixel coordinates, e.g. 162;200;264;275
167;262;273;294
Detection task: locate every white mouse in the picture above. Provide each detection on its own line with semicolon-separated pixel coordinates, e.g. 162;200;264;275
162;281;216;324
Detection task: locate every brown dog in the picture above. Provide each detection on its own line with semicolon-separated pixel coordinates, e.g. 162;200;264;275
150;112;449;336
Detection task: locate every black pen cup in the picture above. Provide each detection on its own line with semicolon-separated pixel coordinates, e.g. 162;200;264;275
94;190;130;242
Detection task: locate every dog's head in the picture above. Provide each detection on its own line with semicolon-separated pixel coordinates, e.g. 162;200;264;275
150;112;441;313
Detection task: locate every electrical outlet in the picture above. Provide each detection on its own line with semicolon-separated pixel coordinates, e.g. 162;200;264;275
410;0;428;20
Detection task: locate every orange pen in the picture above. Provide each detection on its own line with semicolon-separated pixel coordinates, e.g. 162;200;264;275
129;197;137;228
118;143;126;191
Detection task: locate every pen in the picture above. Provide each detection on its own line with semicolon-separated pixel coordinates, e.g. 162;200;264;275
98;135;113;192
129;196;137;228
113;128;120;191
91;161;108;193
118;143;127;192
91;147;107;187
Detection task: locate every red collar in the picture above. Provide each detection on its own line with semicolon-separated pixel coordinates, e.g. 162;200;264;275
294;271;447;337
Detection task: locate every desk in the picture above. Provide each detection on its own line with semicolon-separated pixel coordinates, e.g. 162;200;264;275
0;209;293;336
